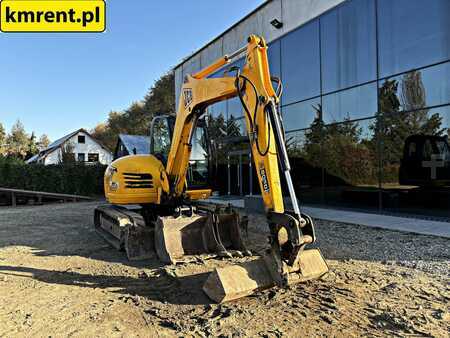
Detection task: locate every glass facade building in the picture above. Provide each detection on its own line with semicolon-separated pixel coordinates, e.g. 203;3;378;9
205;0;450;218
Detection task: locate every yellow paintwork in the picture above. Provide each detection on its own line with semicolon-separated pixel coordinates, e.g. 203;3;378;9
104;155;168;205
166;35;284;213
104;35;284;213
186;189;212;200
240;36;284;213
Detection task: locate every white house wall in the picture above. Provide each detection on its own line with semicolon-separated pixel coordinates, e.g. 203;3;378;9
43;131;112;165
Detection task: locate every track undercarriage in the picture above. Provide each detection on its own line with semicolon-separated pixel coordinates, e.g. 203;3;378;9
94;203;251;263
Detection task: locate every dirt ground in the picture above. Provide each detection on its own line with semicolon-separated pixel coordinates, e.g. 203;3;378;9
0;201;448;337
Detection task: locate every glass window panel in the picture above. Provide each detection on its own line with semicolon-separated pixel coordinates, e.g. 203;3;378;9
379;62;450;114
378;106;450;217
208;101;227;120
282;98;321;132
227;117;246;137
320;0;376;93
286;129;324;204
323;118;380;208
286;130;307;155
268;40;281;79
208;69;226;79
228;97;243;119
322;82;377;124
208;58;244;79
378;0;450;78
281;20;320;104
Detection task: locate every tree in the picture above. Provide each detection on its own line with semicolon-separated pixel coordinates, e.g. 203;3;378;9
6;120;29;159
374;73;444;165
226;115;242;137
38;134;51;150
207;113;228;164
301;104;377;185
59;142;75;164
299;104;325;164
25;132;39;160
91;71;175;150
0;123;5;155
143;71;175;116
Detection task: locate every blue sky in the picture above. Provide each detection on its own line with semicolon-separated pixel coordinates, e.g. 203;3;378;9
0;0;263;140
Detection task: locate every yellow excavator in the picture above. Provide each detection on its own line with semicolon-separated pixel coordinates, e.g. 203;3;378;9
94;35;328;302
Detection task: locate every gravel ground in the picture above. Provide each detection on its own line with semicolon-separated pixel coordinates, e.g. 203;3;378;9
0;201;448;337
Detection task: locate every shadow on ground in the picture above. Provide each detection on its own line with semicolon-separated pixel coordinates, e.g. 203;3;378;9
0;264;212;305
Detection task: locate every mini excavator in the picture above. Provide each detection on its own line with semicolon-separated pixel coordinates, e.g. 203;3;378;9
94;35;328;302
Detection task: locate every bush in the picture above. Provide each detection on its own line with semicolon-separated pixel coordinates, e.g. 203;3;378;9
0;158;106;196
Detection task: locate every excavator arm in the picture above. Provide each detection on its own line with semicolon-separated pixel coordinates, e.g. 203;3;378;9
166;35;327;289
166;36;286;213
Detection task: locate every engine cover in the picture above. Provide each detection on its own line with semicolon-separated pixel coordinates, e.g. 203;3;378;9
104;154;169;205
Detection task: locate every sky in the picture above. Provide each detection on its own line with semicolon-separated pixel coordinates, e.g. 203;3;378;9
0;0;264;141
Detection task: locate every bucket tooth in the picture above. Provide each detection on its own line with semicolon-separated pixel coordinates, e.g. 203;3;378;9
203;249;329;303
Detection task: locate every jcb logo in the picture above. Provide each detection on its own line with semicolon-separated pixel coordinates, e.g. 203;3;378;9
183;88;193;108
259;166;270;193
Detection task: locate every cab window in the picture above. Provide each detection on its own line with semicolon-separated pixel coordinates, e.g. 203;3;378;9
152;118;171;155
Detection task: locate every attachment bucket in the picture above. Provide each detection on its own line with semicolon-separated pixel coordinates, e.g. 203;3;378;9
203;249;328;303
154;212;249;264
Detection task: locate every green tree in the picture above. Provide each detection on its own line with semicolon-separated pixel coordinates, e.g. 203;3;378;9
207;113;227;164
6;120;29;159
91;72;175;150
143;71;175;116
226;115;242;137
59;142;75;164
374;73;444;165
25;132;39;160
299;104;325;164
0;123;6;155
38;134;51;150
301;104;377;185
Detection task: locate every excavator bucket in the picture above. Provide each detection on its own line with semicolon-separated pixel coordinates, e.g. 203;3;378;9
203;211;329;303
154;211;250;264
203;248;328;303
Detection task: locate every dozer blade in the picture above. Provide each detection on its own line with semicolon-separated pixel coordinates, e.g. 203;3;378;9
203;249;328;303
94;205;130;250
154;211;249;264
94;205;155;261
124;222;155;261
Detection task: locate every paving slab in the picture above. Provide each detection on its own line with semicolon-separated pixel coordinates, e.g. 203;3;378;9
205;196;450;239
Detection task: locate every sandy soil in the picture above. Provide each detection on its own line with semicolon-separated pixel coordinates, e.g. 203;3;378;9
0;201;448;337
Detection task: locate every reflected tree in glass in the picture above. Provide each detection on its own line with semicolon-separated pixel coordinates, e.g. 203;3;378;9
374;75;446;184
207;113;228;158
226;115;242;137
301;104;378;186
321;119;377;186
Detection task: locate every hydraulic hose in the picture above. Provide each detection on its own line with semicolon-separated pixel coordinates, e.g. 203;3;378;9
235;72;271;157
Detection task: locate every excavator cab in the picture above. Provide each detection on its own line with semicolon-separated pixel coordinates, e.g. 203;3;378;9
150;114;209;188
